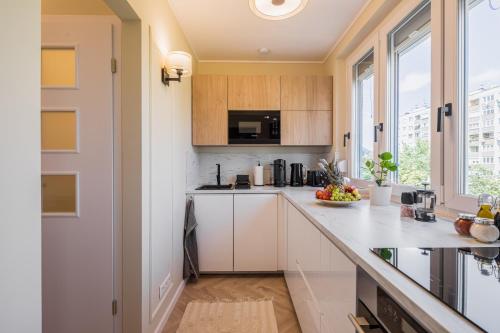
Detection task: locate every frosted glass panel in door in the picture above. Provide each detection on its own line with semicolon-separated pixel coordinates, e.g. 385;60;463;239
41;174;78;215
41;110;77;151
41;47;76;87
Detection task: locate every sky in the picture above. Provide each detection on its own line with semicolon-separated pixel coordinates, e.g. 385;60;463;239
398;0;500;114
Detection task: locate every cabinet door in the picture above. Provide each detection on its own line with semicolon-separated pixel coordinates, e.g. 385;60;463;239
281;76;333;111
194;194;233;272
228;75;280;110
234;194;277;271
286;202;322;333
192;75;228;145
281;111;332;145
316;234;356;333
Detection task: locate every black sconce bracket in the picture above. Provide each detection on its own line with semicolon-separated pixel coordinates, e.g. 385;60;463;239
161;67;183;86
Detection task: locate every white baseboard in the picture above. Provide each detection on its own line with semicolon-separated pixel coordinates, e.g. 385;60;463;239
154;279;186;333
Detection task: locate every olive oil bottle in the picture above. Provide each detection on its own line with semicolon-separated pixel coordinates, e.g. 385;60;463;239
477;194;495;219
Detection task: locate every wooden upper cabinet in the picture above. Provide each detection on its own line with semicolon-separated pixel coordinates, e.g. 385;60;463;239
192;75;228;146
281;75;333;111
281;111;332;146
228;75;280;110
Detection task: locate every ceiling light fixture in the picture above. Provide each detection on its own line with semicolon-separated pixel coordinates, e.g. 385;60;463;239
249;0;309;20
259;47;270;54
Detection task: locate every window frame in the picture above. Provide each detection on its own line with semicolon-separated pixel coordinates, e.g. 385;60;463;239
346;34;380;181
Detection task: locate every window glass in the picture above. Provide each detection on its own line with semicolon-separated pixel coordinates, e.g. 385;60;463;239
41;47;76;87
460;0;500;196
42;174;77;214
389;2;431;186
41;110;77;151
354;51;375;180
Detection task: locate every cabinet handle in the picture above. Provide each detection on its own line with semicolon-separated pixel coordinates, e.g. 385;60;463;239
348;313;369;333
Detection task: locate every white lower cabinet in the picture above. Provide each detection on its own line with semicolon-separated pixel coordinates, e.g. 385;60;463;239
285;201;356;333
234;194;278;271
194;194;234;272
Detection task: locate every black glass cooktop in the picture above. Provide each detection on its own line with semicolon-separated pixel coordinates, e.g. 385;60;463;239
372;247;500;332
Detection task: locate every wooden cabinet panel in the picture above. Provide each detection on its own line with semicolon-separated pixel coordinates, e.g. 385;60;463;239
228;75;280;110
234;194;278;271
281;111;332;146
194;195;233;272
192;75;228;145
281;76;333;111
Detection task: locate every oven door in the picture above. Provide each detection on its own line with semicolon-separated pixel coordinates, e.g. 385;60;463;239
228;111;280;144
356;268;429;333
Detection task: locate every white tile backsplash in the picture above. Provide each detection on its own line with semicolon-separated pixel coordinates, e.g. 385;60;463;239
190;146;332;186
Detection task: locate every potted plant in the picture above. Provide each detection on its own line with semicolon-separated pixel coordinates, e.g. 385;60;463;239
365;152;398;206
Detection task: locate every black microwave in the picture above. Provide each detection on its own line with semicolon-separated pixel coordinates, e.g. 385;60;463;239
228;111;280;144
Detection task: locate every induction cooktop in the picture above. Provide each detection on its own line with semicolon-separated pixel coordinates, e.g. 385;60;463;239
371;247;500;332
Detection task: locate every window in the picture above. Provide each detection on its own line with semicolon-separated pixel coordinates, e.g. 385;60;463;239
457;0;500;197
353;50;375;180
389;2;431;186
41;47;77;88
41;173;79;216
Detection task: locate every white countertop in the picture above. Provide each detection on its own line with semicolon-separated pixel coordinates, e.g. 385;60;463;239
187;186;491;332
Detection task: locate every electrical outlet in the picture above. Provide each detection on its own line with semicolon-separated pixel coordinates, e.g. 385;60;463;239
159;274;172;300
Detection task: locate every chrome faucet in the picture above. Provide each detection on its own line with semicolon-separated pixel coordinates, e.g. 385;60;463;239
216;164;221;186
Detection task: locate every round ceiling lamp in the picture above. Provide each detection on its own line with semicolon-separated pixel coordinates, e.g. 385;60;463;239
249;0;309;20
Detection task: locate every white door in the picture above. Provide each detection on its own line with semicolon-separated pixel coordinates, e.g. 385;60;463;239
194;195;234;272
234;194;277;271
41;17;115;333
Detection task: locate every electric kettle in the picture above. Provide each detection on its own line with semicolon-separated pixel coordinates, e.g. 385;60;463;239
290;163;305;187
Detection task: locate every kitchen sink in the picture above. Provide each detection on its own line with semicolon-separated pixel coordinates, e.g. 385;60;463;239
195;184;233;190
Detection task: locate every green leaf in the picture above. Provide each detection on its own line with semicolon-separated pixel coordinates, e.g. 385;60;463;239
379;152;393;161
387;164;398;172
365;160;374;169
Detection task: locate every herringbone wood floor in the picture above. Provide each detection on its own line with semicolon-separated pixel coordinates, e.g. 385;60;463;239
163;274;301;333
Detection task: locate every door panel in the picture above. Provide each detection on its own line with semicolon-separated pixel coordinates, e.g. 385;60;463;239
281;111;333;145
281;75;333;111
194;195;234;272
234;194;277;271
42;17;114;333
192;75;228;145
228;75;280;110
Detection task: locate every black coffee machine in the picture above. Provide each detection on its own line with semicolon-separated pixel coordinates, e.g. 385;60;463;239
290;163;304;187
273;159;286;187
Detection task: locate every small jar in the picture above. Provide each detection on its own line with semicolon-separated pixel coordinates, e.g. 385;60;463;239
400;192;415;218
470;217;499;243
454;213;476;236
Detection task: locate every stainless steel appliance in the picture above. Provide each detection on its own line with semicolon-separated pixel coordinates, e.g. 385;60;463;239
372;247;498;332
272;159;286;187
290;163;305;187
228;111;280;144
306;170;326;187
355;267;428;332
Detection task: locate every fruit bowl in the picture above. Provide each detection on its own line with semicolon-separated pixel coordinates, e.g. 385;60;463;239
316;199;360;207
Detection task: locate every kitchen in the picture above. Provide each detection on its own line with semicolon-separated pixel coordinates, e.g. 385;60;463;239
167;0;500;332
3;0;500;332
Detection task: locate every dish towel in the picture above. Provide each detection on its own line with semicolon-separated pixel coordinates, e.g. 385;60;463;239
183;197;199;282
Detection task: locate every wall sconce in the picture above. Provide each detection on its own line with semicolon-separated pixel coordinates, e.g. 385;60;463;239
161;51;192;86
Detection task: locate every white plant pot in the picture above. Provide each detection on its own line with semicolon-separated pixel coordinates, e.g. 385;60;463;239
369;185;392;206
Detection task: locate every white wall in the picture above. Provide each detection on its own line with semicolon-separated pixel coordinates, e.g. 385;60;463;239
0;1;42;332
104;0;195;332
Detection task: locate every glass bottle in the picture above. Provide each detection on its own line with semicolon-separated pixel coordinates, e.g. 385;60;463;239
477;194;495;219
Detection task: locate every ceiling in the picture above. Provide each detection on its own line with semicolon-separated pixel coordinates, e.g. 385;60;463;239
168;0;369;62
